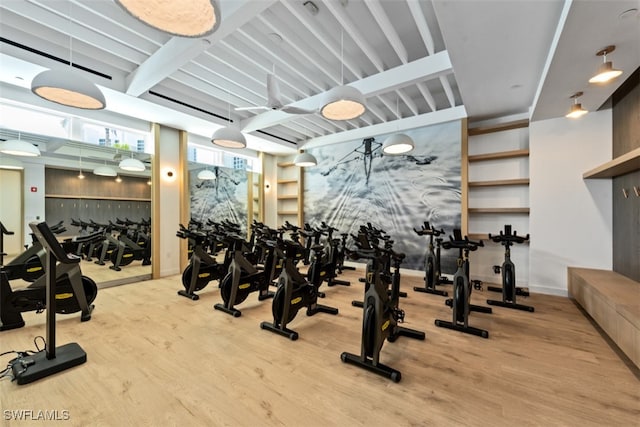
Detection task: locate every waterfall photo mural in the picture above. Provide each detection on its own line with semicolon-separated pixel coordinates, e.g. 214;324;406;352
189;166;248;234
303;121;462;273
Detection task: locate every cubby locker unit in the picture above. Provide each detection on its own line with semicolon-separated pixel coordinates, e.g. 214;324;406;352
466;119;530;286
276;156;303;228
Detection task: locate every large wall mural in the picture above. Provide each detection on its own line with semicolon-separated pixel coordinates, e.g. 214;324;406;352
189;166;248;234
303;121;461;272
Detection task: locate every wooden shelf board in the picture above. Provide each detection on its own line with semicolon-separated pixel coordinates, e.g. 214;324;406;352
468;149;530;162
467;233;490;241
277;211;298;215
46;194;151;202
583;147;640;179
277;195;298;200
277;161;295;167
277;179;298;184
468;207;530;214
468;119;529;136
469;178;530;187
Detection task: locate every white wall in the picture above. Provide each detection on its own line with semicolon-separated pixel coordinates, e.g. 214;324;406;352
22;161;45;246
156;125;181;277
529;109;613;295
262;153;278;228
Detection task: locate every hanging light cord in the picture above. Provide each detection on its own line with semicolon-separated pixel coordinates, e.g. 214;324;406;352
340;30;344;85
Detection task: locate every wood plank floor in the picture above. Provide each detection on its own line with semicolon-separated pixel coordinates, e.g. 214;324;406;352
1;268;638;426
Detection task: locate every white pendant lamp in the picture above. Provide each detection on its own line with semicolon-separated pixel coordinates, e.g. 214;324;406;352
197;168;216;180
115;0;221;38
321;30;366;121
0;155;24;170
212;126;246;149
93;165;117;177
31;2;106;110
382;97;414;154
565;92;588;119
212;88;246;149
588;45;623;84
31;69;106;110
383;133;414;154
119;156;146;172
0;138;41;157
293;151;317;167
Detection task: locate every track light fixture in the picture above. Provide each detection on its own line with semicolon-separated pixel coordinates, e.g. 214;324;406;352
565;92;588;119
589;45;623;84
115;0;221;38
293;151;317;167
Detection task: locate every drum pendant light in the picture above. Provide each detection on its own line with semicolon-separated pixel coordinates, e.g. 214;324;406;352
115;0;221;38
212;88;246;149
0;133;41;157
383;98;414;154
321;30;366;121
293;151;317;167
31;2;105;110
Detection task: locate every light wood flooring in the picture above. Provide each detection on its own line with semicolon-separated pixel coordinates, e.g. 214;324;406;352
1;268;638;426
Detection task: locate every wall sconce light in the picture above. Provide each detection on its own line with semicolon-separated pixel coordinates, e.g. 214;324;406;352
565;92;588;119
162;167;177;182
589;45;623;84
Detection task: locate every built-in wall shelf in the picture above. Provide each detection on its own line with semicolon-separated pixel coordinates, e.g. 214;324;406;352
277;195;298;200
277;210;298;216
468;149;529;162
277;179;298;184
468;208;530;214
468;178;530;187
583;147;640;179
277;161;294;168
467;233;490;241
467;119;529;136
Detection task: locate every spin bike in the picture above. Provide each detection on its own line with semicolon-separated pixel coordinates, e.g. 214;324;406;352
214;236;280;317
176;225;227;300
1;231;101;331
413;222;449;297
261;240;338;340
1;221;15;266
487;225;534;312
435;230;492;339
1;221;65;282
341;239;425;382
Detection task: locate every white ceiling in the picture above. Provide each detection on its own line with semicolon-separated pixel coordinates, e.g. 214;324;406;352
0;0;638;155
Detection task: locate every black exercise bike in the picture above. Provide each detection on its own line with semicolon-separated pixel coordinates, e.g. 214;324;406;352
260;240;338;340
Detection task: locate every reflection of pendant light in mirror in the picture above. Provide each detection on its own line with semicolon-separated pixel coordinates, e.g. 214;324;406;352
115;0;221;38
0;155;24;170
565;92;588;119
30;2;106;110
294;151;317;167
321;30;366;121
0;134;41;157
93;161;117;177
115;176;122;183
383;98;414;155
588;45;623;84
78;147;85;179
212;88;246;149
119;153;145;172
197;168;216;180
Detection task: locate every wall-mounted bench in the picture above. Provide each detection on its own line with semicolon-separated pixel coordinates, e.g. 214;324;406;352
568;267;639;369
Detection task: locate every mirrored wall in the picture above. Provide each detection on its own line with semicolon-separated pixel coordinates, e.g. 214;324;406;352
0;102;154;288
